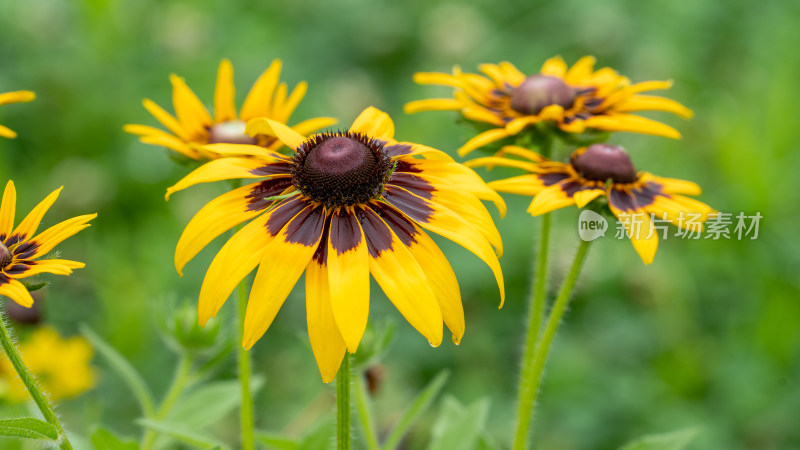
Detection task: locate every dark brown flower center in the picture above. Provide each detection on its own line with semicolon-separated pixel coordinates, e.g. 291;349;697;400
292;131;393;207
571;144;638;183
510;75;576;115
207;120;258;145
0;241;11;269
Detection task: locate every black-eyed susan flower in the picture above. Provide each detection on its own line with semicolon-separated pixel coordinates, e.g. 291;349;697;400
406;56;693;156
124;59;337;160
0;181;96;307
467;143;713;265
0;326;94;402
169;107;505;382
0;91;35;139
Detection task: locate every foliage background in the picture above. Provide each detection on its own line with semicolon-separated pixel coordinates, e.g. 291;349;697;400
0;0;798;448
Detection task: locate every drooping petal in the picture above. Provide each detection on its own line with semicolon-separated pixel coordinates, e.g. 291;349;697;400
242;204;325;349
174;183;268;276
0;181;16;238
573;188;605;208
383;186;504;306
214;59;237;123
198;212;273;325
326;208;370;353
0;276;34;307
240;59;282;120
488;175;548;196
611;205;659;265
11;186;62;242
527;184;577;216
350;107;395;141
305;259;346;383
358;207;443;347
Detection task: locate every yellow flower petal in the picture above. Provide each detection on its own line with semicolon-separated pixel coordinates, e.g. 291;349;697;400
488;174;548;196
615;95;693;119
166;157;275;199
527;184;576;216
0;91;35;106
0;278;34;307
0;181;16;238
457;128;512;157
240;59;282;121
583;113;682;139
573;189;604;208
28;213;96;260
327;209;370;353
170;74;213;138
142;99;190;141
305;260;346;383
540;56;568;78
278;81;308;123
214;59;237;123
350;107;395;141
12;186;62;241
290;117;338;137
404;98;461;114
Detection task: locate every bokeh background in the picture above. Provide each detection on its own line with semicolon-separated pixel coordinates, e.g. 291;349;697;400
1;0;798;448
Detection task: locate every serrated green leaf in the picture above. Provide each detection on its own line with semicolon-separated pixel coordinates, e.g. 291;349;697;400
255;430;298;450
167;376;265;428
382;370;450;450
137;419;229;449
81;324;155;417
620;427;701;450
90;427;138;450
427;397;490;450
0;417;59;441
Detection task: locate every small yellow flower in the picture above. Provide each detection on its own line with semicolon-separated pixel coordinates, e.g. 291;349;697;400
0;326;94;402
467;144;714;264
0;91;36;139
169;107;505;382
125;59;337;160
0;181;96;307
406;56;693;156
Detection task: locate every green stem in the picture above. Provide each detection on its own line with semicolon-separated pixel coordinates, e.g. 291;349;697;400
512;239;591;450
512;213;551;449
237;278;255;450
142;355;194;450
0;313;73;449
354;370;380;450
337;353;352;450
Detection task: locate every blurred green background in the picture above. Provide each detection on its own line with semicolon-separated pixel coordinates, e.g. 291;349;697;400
1;0;798;448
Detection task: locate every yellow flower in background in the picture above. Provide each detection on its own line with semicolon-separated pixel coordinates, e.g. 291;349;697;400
0;326;94;402
124;59;337;160
468;144;714;265
169;107;505;382
0;91;36;139
406;56;693;156
0;181;96;307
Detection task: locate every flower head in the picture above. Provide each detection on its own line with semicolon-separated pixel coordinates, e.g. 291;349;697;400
467;144;714;264
125;59;337;160
0;91;36;139
169;107;505;382
0;326;94;402
406;56;693;156
0;181;96;307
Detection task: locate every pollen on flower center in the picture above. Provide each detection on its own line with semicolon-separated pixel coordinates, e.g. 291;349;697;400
292;131;393;207
510;75;576;115
571;143;638;183
0;241;11;268
208;120;257;145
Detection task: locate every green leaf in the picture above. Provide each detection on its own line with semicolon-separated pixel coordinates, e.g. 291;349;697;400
0;417;59;441
427;397;490;450
137;419;229;450
90;427;138;450
298;418;335;450
167;376;265;428
620;427;701;450
255;430;298;450
382;370;450;450
21;281;48;292
80;324;156;417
